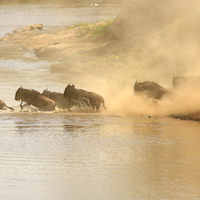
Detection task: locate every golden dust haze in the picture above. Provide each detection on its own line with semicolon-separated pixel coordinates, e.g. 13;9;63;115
92;0;200;116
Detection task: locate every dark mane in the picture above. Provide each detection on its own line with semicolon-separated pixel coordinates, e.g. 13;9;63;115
42;89;69;109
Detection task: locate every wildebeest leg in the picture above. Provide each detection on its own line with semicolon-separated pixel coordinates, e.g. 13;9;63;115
92;105;96;111
20;101;28;111
102;101;106;109
68;100;72;112
94;101;103;111
77;101;86;110
68;105;72;112
96;106;100;111
20;101;24;111
68;98;77;112
95;101;106;111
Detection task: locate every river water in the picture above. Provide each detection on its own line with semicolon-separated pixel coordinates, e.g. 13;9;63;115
0;2;200;200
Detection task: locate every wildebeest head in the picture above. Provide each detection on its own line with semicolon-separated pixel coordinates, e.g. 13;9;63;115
15;87;40;101
134;81;144;92
15;86;23;101
134;81;160;92
64;84;75;98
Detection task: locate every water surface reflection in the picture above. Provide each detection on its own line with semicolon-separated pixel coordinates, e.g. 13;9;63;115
0;113;200;199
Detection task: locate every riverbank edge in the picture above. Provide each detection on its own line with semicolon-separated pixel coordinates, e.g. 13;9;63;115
0;22;120;73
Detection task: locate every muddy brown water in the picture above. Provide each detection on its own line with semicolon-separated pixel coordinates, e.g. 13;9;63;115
0;3;200;200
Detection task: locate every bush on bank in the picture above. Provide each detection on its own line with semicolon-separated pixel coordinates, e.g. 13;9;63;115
75;19;114;40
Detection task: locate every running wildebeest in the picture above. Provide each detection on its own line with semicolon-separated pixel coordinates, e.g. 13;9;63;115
15;87;57;111
0;100;14;111
42;89;71;109
173;75;200;90
134;81;175;100
64;84;106;112
42;89;87;110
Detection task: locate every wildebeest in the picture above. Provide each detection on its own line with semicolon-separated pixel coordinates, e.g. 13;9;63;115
15;87;57;111
64;84;106;111
42;89;71;109
0;100;14;111
173;75;200;90
134;81;175;100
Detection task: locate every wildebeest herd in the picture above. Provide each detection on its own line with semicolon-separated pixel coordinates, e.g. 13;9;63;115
0;83;106;112
134;75;200;101
0;75;199;112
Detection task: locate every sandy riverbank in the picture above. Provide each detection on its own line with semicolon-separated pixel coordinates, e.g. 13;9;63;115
0;23;107;71
0;23;130;77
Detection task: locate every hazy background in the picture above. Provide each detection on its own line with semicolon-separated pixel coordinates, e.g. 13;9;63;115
0;0;126;4
108;0;200;81
101;0;200;116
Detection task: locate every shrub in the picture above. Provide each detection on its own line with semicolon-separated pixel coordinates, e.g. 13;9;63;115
76;19;114;40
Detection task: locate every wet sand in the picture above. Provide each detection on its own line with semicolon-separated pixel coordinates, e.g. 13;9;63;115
0;23;109;71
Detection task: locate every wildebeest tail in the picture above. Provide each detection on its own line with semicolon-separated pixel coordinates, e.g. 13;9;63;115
5;104;14;111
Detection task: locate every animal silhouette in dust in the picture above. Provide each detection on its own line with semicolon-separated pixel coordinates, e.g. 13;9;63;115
134;81;175;100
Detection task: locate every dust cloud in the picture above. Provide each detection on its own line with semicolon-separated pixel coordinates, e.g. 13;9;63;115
5;0;199;117
81;0;200;116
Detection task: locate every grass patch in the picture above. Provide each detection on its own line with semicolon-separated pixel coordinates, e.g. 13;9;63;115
76;19;114;40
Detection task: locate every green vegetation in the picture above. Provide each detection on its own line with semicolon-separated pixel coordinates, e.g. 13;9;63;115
76;19;114;40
